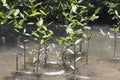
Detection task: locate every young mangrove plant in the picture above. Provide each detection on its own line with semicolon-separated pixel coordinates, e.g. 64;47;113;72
61;0;87;79
60;0;100;79
14;18;30;69
83;31;93;64
66;27;83;80
57;36;73;69
111;27;119;58
0;0;9;25
32;17;53;66
105;1;120;58
19;0;53;72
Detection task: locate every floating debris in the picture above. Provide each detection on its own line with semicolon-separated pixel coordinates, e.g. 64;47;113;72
16;70;35;75
75;75;91;79
43;70;65;75
113;57;120;60
47;61;62;65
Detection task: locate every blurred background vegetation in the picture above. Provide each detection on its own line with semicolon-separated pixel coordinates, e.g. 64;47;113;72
0;0;120;39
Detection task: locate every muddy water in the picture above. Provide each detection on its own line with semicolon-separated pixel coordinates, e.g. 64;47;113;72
0;25;120;80
79;25;120;80
0;46;18;80
0;42;37;80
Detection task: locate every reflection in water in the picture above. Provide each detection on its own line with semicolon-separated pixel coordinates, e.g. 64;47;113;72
1;36;5;44
0;36;5;47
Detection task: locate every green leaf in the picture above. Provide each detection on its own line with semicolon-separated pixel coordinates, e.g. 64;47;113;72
90;14;99;21
107;32;111;38
31;3;35;12
42;33;50;38
1;0;6;4
32;57;37;63
62;12;68;17
74;29;82;35
24;11;29;16
72;4;77;13
32;31;39;37
57;39;64;45
25;33;30;36
76;52;82;55
115;10;120;19
46;21;54;27
115;27;119;32
100;29;106;35
42;30;53;39
84;26;91;30
95;7;101;14
35;2;42;7
8;9;15;16
40;10;46;15
20;12;24;18
1;0;10;9
19;18;26;25
23;28;26;33
75;38;82;45
70;65;75;70
0;12;5;18
14;29;19;33
78;0;83;3
36;18;44;27
27;22;34;25
3;3;10;9
1;20;7;24
66;36;73;41
75;57;82;62
42;35;48;38
34;38;38;41
49;30;53;35
14;9;20;16
29;49;38;54
24;39;29;42
83;34;87;38
30;12;41;16
66;27;74;35
67;49;74;54
42;25;47;31
40;39;44;44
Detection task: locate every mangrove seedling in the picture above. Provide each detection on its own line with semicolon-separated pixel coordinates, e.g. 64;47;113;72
105;1;120;58
57;36;73;69
111;27;119;58
32;17;53;67
14;18;30;69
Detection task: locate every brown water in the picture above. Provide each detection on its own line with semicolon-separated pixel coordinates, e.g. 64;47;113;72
0;25;120;80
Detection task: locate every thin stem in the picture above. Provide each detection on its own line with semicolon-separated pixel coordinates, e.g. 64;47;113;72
23;39;26;69
16;53;18;71
113;32;117;58
63;52;67;68
38;46;40;63
44;42;48;65
61;35;68;69
79;35;83;52
86;39;89;65
79;42;82;52
73;38;76;80
37;45;41;74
